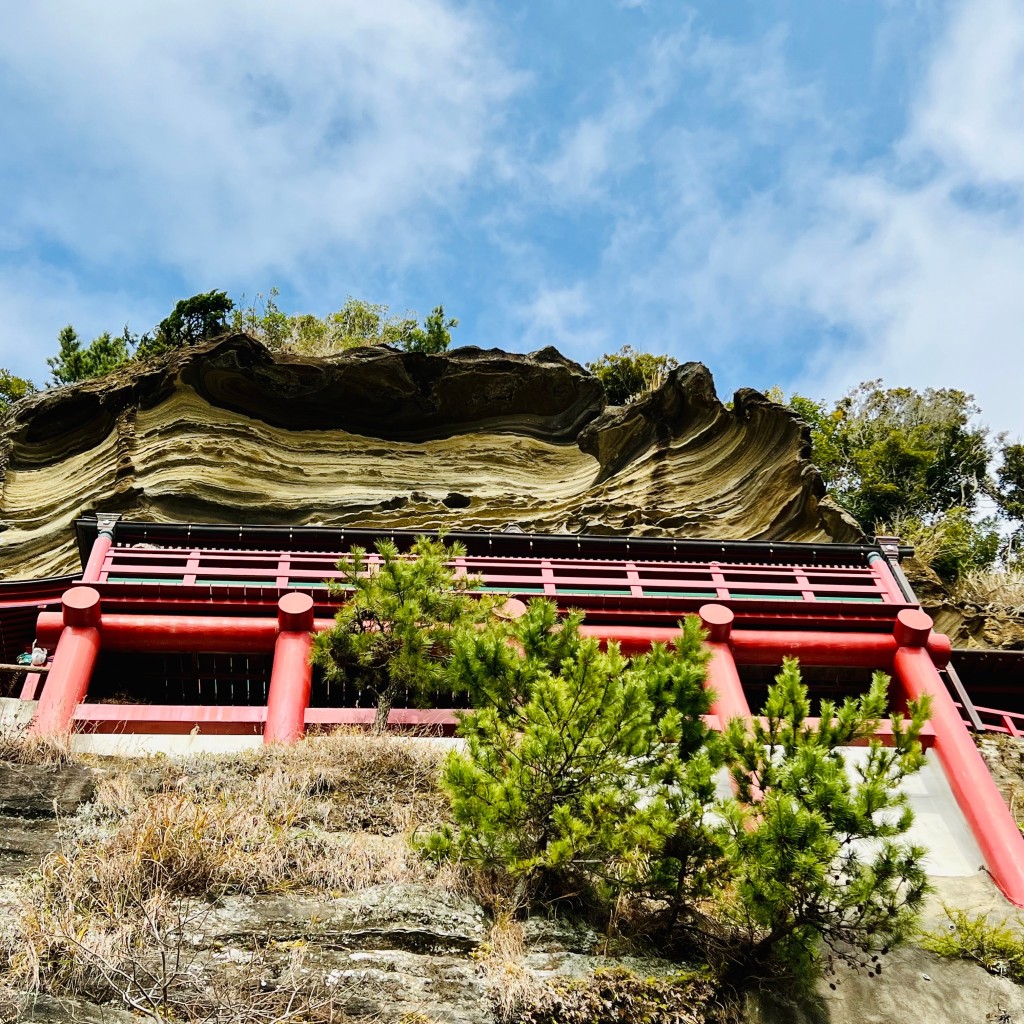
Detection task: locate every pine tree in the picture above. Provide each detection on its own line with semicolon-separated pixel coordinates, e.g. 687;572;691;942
710;659;932;985
310;535;496;733
46;324;133;385
47;326;89;385
422;605;715;907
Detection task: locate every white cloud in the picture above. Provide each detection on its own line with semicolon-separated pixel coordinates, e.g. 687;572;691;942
541;31;691;202
0;0;519;295
909;0;1024;184
774;0;1024;436
517;283;607;359
516;0;1024;437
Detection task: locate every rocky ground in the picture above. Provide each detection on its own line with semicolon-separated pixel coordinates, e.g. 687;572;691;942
979;735;1024;829
0;737;1023;1023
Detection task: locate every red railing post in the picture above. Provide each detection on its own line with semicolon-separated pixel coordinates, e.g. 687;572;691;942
264;593;315;744
31;588;102;735
891;608;1024;907
698;604;752;723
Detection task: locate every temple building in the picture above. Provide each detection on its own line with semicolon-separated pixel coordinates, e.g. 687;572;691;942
2;337;1023;905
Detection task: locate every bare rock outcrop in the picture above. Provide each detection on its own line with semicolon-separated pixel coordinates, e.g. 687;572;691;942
0;762;94;878
0;336;859;580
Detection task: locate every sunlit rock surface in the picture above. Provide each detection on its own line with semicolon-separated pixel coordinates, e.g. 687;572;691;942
0;335;859;580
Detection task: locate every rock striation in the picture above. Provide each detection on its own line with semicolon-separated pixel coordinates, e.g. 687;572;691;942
0;335;859;580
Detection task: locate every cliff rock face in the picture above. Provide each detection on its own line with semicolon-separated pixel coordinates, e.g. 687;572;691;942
0;336;859;579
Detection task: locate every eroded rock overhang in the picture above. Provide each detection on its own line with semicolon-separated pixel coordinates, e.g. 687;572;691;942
0;335;860;580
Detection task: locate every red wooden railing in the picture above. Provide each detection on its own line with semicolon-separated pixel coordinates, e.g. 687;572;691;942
94;545;906;607
955;701;1024;737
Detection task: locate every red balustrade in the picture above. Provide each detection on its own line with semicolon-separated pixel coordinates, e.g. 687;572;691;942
91;545;907;611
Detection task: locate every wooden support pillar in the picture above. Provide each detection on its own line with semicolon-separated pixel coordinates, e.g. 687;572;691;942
264;594;315;744
698;604;752;723
31;588;102;736
81;514;119;584
891;608;1024;907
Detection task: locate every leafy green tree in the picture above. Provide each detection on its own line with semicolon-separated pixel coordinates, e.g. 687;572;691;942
46;325;133;385
994;440;1024;524
139;290;234;358
230;288;290;349
779;381;990;532
318;298;401;352
994;440;1024;567
401;304;458;354
310;535;495;733
243;296;458;356
587;346;680;406
0;368;35;414
710;659;931;985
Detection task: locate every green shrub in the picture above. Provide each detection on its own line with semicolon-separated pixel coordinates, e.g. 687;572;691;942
425;625;933;991
922;906;1024;982
885;506;1000;584
586;345;679;405
0;368;35;413
708;660;931;985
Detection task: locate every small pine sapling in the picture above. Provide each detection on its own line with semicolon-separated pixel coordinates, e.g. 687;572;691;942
311;535;496;733
448;598;586;719
626;616;725;931
711;657;931;986
422;606;715;910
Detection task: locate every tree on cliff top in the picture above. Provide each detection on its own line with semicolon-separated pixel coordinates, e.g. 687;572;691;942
784;381;991;529
46;325;133;385
137;290;234;358
771;380;1004;582
234;295;459;356
0;368;35;413
587;345;679;406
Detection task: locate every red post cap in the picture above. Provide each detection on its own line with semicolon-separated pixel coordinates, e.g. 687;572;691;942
926;630;952;669
698;603;734;643
62;587;101;629
894;608;933;648
278;592;315;632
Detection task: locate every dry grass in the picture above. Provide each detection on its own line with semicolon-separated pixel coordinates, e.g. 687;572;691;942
512;967;725;1024
883;513;947;575
0;730;453;1012
479;914;541;1022
0;728;74;768
953;568;1024;611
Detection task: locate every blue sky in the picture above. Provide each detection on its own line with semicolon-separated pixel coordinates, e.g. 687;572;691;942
3;0;1024;437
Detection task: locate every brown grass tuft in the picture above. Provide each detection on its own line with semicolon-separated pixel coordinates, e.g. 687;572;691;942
954;568;1024;611
0;728;74;768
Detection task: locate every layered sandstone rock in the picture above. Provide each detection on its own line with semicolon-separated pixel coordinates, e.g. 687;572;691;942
0;336;859;580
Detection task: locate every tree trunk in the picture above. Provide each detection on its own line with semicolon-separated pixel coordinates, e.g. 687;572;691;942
373;688;396;736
